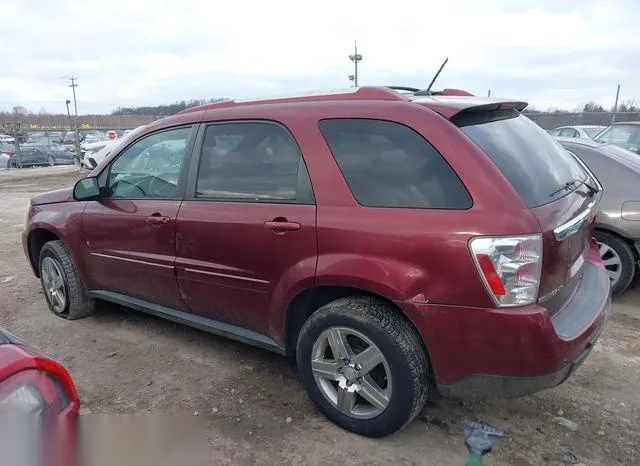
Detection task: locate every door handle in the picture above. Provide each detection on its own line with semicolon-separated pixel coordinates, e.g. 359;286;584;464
264;219;301;233
145;214;171;227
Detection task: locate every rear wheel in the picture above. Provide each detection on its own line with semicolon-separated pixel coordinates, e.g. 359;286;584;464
39;240;95;319
594;230;635;295
296;296;432;437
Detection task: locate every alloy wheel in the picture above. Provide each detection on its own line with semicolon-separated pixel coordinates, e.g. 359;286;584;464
598;241;622;287
41;257;67;314
311;326;392;420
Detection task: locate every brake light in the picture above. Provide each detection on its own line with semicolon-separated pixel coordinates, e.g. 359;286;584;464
470;234;542;307
0;369;67;414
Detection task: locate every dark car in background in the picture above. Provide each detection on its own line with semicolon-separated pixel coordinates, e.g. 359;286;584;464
558;137;640;295
594;121;640;154
63;131;79;145
8;145;75;168
23;87;610;438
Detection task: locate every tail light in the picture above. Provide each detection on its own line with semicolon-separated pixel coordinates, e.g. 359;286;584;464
470;234;543;307
0;369;71;415
0;362;79;466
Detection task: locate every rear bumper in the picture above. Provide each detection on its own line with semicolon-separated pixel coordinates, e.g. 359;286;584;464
437;320;604;399
400;259;610;399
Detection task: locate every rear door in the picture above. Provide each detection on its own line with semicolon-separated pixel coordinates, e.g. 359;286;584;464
175;121;317;335
455;110;599;314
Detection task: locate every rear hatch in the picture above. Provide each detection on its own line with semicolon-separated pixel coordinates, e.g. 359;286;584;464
450;106;600;314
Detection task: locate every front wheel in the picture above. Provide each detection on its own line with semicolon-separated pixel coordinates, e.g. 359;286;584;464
296;296;432;438
39;240;96;319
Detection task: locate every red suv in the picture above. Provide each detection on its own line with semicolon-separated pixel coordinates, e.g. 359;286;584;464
23;87;610;437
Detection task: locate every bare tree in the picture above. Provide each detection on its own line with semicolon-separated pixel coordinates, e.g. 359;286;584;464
12;106;30;116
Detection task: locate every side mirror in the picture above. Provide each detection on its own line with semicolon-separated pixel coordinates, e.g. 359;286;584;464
73;177;101;201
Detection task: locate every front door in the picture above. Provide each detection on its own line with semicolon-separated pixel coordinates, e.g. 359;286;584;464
82;126;195;309
175;122;317;335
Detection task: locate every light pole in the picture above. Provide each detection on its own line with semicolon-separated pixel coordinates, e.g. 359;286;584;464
612;84;621;124
65;100;72;132
348;41;362;87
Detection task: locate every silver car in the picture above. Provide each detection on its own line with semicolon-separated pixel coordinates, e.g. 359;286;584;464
558;137;640;295
549;125;607;139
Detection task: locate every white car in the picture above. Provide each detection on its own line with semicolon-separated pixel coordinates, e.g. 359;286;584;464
548;125;606;139
82;125;148;169
82;140;118;169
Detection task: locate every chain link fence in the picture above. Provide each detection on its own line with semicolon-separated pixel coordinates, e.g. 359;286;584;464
3;111;640;132
525;112;640;130
0;114;159;130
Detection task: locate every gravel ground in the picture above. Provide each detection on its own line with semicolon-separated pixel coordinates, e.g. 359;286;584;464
1;167;639;466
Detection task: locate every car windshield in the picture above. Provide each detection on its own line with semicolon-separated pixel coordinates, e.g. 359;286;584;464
595;124;640;144
454;110;587;207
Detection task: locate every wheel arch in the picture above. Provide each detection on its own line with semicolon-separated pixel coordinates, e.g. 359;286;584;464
283;285;431;367
27;228;61;277
594;226;639;261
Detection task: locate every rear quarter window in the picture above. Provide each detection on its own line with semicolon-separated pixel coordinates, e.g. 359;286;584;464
454;110;587;208
319;119;472;209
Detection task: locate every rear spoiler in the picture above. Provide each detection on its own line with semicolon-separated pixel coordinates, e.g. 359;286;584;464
411;96;529;119
456;101;528;112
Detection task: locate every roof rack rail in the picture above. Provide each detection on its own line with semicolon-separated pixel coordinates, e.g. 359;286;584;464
386;86;422;93
177;86;407;114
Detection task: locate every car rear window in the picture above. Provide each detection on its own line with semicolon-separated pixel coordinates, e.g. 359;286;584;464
319;119;472;209
453;110;587;208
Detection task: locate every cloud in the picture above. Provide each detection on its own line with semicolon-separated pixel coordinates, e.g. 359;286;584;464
0;0;638;113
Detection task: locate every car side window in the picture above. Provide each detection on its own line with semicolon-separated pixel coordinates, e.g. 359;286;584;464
107;126;192;199
319;119;472;209
559;128;574;137
195;122;314;203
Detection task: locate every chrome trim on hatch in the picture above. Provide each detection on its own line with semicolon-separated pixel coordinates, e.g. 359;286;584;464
553;201;595;241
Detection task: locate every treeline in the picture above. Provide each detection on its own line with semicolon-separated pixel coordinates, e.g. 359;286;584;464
111;98;229;116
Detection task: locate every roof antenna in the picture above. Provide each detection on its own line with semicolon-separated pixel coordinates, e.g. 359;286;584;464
415;58;449;96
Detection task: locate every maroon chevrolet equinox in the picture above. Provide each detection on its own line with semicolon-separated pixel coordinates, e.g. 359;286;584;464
23;87;611;437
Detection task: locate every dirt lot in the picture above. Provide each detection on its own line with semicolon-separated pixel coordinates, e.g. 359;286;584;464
1;167;639;466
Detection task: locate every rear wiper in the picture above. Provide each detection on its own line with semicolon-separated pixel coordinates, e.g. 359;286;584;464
549;179;579;197
550;178;599;198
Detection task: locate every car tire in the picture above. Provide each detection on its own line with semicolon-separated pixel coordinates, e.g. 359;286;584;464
39;240;96;320
48;155;55;166
296;296;432;438
594;230;636;296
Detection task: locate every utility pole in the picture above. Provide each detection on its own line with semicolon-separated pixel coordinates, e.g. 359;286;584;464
348;41;363;87
68;76;81;165
612;84;620;124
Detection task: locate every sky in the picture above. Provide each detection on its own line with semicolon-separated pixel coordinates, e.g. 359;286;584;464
0;0;638;114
